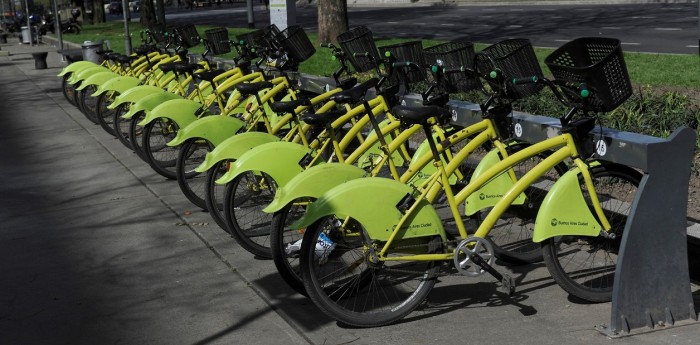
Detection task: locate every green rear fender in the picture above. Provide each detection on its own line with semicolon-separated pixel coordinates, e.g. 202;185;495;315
58;61;97;77
125;92;182;120
357;118;405;169
108;85;165;110
75;71;119;91
464;148;526;216
137;98;202;127
167;116;246;147
532;166;601;243
404;137;458;188
195;132;280;173
264;163;367;213
92;76;141;97
67;65;110;84
291;178;446;242
215;141;312;186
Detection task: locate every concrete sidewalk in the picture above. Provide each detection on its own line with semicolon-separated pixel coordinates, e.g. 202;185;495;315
0;40;699;344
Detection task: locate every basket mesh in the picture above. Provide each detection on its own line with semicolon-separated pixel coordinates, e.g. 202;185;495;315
424;42;479;93
545;37;632;112
476;38;544;99
337;26;381;73
276;25;316;63
205;28;231;56
378;41;426;83
176;24;201;49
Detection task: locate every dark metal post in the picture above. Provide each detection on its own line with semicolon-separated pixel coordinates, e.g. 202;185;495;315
246;0;254;28
52;0;63;55
122;0;132;55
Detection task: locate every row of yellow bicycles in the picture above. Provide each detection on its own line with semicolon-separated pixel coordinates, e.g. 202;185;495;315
58;24;640;328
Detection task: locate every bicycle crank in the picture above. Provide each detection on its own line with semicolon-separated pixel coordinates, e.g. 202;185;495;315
453;237;516;295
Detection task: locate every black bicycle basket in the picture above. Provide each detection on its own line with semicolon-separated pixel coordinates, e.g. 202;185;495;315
378;40;426;84
545;37;632;112
476;38;544;99
205;27;231;56
176;24;201;49
424;41;479;93
337;26;381;73
276;25;316;63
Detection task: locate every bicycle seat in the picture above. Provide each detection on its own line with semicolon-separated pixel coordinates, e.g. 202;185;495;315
115;54;134;65
300;108;347;127
97;49;113;56
392;105;450;125
330;77;378;104
270;98;312;114
337;77;357;91
133;46;151;56
159;62;199;74
193;69;226;83
235;81;274;96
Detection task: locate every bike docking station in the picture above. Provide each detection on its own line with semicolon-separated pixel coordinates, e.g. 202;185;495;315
294;73;699;337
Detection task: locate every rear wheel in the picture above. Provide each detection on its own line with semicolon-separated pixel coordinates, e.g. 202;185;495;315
176;139;213;210
113;103;133;150
483;143;568;264
142;118;180;179
223;171;277;258
62;74;77;106
541;163;641;302
300;216;440;327
129;111;148;161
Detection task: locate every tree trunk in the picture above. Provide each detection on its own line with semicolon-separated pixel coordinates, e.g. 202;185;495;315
140;0;158;28
317;0;348;44
92;0;106;24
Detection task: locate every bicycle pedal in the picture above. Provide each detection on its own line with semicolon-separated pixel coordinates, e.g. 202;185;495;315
500;273;516;296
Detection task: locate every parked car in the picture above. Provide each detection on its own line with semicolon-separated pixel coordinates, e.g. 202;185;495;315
109;0;123;14
129;0;140;12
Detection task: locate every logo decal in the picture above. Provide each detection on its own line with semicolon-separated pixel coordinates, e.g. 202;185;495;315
451;109;458;122
596;140;607;156
514;123;523;137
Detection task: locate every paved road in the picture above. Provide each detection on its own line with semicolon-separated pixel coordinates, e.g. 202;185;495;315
115;2;700;54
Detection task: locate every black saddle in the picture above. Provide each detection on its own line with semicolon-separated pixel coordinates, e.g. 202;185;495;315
270;98;312;114
193;69;226;83
391;105;451;125
330;78;378;104
300;109;347;127
235;81;274;96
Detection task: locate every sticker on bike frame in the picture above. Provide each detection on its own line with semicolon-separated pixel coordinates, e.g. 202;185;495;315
596;139;607;156
514;123;523;138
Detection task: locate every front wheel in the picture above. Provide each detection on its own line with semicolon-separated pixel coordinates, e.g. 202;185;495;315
78;85;99;124
299;216;440;327
223;171;277;258
142;118;180;179
204;160;232;233
541;163;641;302
176;139;213;210
269;198;313;295
96;92;118;137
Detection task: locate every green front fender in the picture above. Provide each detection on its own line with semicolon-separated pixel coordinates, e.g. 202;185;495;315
216;141;312;186
137;98;202;127
67;65;110;84
291;178;446;242
464;148;526;216
92;76;142;97
125;92;182;120
532;166;601;243
74;71;119;91
264;163;367;213
108;85;165;110
195;132;280;173
168;116;246;147
58;61;97;77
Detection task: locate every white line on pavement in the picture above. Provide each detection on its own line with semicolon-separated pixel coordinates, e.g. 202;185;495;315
655;28;682;31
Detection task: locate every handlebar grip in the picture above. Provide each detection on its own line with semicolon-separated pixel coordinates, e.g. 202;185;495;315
353;52;369;57
320;43;333;48
391;61;415;68
511;76;539;85
578;83;590;98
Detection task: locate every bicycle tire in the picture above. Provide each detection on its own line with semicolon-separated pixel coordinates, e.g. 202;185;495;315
269;198;313;296
129;111;148;161
541;163;641;302
299;216;440;327
62;74;77;106
113;103;134;150
96;92;118;137
223;171;277;258
142;118;180;179
79;86;100;124
204;160;231;233
480;143;569;264
176;139;213;210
